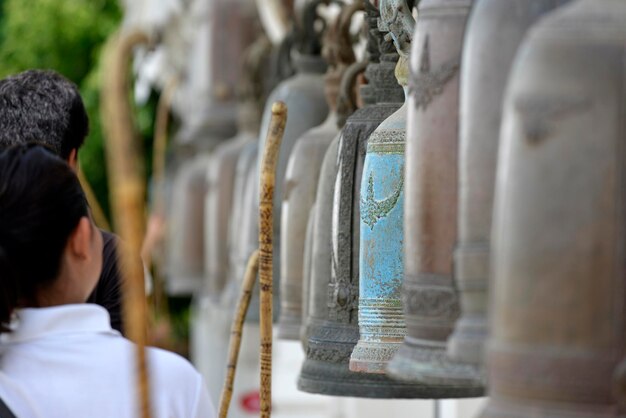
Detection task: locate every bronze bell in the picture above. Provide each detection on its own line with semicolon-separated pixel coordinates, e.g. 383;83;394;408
164;0;260;295
298;1;426;398
204;35;272;299
255;0;330;320
278;1;362;340
166;153;212;295
482;0;626;415
445;0;571;381
190;18;267;405
386;0;483;395
174;0;260;146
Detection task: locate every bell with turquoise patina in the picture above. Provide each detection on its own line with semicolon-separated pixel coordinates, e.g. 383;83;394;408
444;0;571;382
481;1;626;415
278;0;362;340
385;0;483;396
349;0;414;375
298;1;428;398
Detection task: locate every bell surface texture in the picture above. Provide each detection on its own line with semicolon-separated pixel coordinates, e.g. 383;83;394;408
298;1;432;398
348;0;414;375
481;1;626;416
446;0;571;379
278;1;361;340
386;0;483;396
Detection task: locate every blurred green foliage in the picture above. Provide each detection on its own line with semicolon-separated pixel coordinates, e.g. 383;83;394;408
0;0;157;222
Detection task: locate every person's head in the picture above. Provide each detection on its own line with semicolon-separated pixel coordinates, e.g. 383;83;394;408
0;69;89;169
0;145;102;332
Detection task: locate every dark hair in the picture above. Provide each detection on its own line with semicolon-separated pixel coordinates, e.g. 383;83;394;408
0;145;88;331
0;69;89;159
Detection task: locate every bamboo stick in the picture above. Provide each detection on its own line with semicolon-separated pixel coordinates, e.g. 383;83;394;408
218;250;260;418
77;166;111;231
259;101;287;418
101;29;153;418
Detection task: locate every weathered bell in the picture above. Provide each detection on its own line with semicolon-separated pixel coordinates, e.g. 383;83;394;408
173;0;261;146
348;0;414;375
190;26;269;406
166;153;212;295
226;36;296;323
278;1;361;340
298;1;426;397
481;1;626;416
204;35;272;299
255;0;330;320
445;0;571;381
386;0;483;395
164;0;260;294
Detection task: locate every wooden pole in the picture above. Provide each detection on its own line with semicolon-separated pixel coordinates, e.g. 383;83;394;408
259;102;287;418
101;29;152;418
218;250;260;418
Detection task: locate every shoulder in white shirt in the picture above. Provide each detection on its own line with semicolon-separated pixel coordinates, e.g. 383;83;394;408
0;304;214;418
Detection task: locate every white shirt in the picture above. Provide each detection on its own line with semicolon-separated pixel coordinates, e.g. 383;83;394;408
0;304;214;418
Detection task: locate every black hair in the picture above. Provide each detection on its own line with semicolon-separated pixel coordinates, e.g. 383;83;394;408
0;145;89;332
0;69;89;159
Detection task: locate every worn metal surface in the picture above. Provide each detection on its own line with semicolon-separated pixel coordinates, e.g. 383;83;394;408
278;1;361;340
386;0;483;396
445;0;571;380
298;1;435;398
482;1;626;416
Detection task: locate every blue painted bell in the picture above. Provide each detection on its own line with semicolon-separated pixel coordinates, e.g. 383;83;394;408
482;0;626;415
298;1;429;398
349;0;414;375
278;1;361;340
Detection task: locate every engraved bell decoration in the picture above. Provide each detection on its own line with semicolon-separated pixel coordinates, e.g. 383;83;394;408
482;1;626;415
386;0;483;396
349;0;414;374
444;0;571;382
278;1;362;340
255;0;330;320
298;1;425;397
